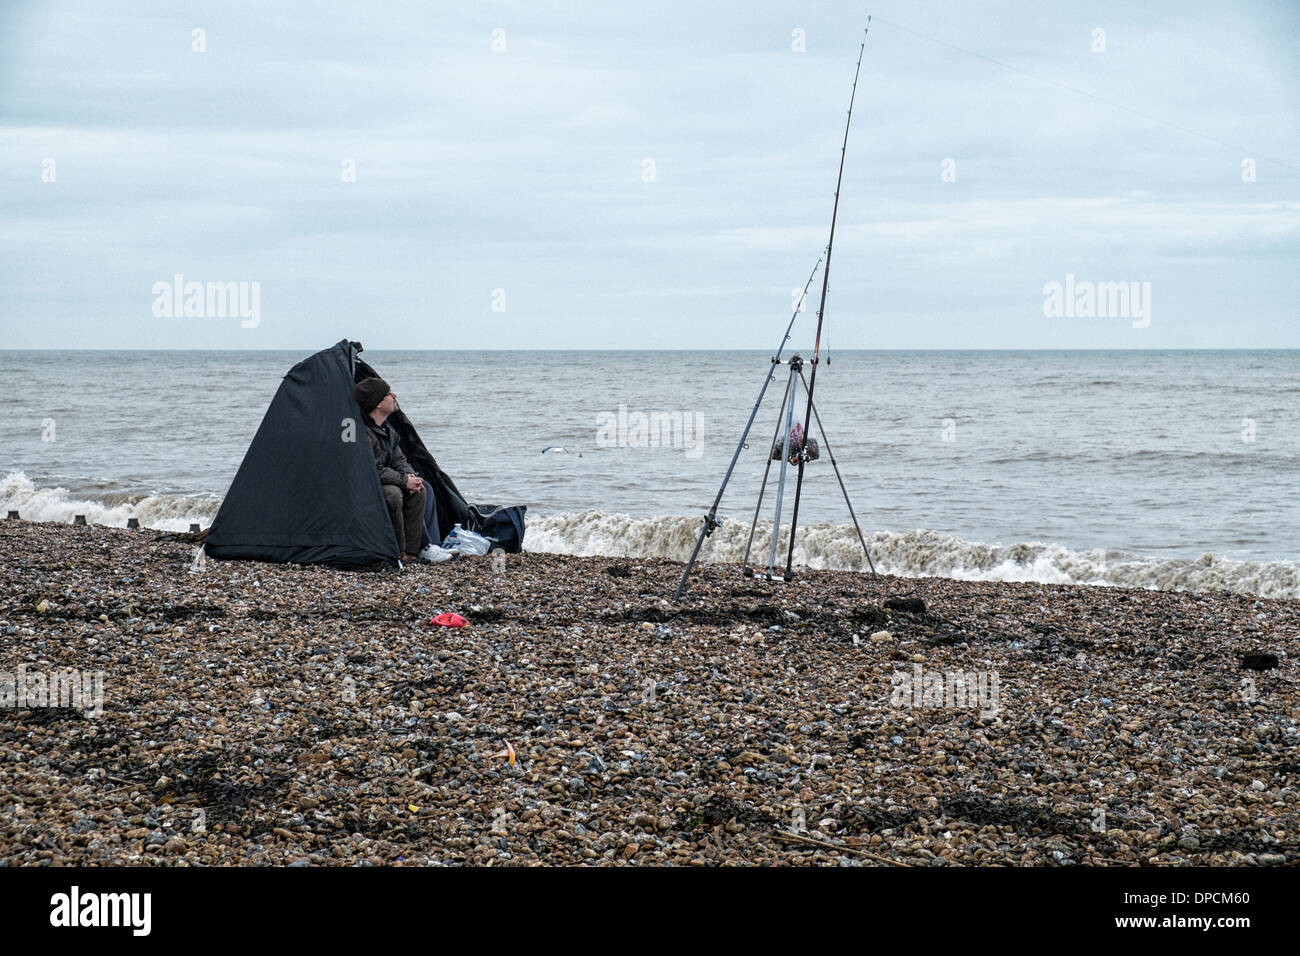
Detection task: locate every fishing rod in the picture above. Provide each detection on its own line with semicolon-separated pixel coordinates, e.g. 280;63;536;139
671;256;823;600
783;21;870;580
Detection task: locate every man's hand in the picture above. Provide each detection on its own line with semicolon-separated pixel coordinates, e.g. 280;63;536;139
404;474;424;493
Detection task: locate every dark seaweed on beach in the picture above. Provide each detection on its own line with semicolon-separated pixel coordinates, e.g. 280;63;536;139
680;796;777;831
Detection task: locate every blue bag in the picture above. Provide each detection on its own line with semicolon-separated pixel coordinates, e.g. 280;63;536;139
467;504;526;553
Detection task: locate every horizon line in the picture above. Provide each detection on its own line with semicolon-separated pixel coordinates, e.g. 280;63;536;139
3;346;1299;353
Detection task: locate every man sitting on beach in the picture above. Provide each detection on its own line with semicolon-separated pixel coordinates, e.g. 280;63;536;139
354;377;437;563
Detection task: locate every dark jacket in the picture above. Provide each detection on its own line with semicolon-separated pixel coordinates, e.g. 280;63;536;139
364;418;415;488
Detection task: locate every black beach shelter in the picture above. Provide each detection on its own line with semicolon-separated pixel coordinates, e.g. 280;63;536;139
204;340;473;568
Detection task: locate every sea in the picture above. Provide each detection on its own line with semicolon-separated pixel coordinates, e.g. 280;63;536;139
2;349;1298;599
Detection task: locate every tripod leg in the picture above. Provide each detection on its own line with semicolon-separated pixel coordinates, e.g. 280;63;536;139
742;370;795;572
674;520;713;600
782;411;812;582
767;368;800;577
799;370;877;576
672;363;781;601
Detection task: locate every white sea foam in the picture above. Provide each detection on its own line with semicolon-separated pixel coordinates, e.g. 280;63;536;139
527;510;1300;600
0;471;220;532
3;471;1296;599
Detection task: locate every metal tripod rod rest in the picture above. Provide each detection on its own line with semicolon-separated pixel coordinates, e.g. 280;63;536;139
670;258;823;601
674;347;878;592
742;356;875;583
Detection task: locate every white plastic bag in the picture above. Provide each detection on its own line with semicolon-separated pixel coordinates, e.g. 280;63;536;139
443;525;491;556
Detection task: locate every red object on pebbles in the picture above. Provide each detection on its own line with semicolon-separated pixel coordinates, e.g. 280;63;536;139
430;613;468;628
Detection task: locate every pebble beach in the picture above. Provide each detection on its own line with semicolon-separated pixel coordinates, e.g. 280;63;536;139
2;521;1297;867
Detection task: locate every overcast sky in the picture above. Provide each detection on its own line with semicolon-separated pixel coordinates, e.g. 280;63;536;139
2;0;1297;349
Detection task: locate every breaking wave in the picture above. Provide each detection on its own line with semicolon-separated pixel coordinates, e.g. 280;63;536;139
527;510;1300;600
3;471;1296;599
0;471;220;532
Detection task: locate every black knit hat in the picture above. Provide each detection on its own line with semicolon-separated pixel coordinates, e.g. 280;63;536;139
354;377;390;413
